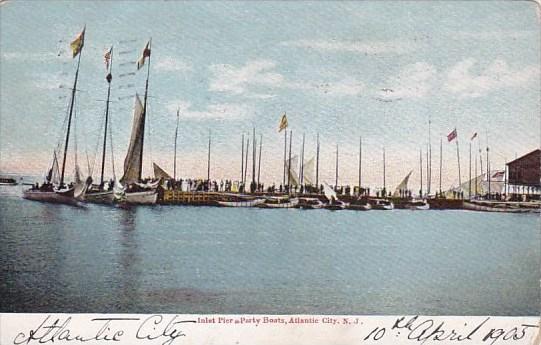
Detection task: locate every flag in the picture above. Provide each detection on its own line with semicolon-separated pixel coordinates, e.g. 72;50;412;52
136;41;151;70
470;132;477;141
278;113;288;132
70;27;85;58
104;46;112;70
447;128;457;142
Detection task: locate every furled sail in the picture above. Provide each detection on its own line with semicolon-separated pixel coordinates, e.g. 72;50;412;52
120;94;144;185
393;170;413;197
323;182;337;202
302;157;315;185
153;162;172;180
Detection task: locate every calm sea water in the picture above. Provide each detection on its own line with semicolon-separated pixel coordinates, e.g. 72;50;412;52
0;184;539;315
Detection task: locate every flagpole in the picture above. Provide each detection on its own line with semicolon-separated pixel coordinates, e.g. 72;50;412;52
60;35;84;188
138;38;151;181
456;133;462;190
315;133;319;191
383;146;386;194
426;143;429;195
475;142;478;197
428;115;432;195
257;133;262;189
486;130;490;198
478;135;483;177
288;131;292;193
100;46;113;186
173;108;179;180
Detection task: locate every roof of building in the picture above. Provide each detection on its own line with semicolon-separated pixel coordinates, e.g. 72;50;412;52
506;149;541;166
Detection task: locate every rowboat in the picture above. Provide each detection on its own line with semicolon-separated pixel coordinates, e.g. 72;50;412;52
257;196;299;208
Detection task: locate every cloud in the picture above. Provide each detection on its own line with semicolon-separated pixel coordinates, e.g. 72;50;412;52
2;51;67;62
209;59;365;97
154;56;192;72
377;62;437;100
281;39;415;55
209;60;283;94
443;58;539;98
166;100;251;120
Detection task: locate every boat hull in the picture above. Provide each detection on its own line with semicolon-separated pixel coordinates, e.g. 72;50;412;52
84;190;115;204
348;204;372;211
218;199;264;207
123;190;158;205
22;189;79;206
258;198;299;208
463;201;538;213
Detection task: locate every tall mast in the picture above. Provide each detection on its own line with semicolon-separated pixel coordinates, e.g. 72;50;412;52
358;136;362;193
244;138;249;185
252;127;256;186
100;46;113;186
283;127;287;188
315;133;320;189
60;37;84;187
428;116;432;195
426;143;429;195
300;133;305;185
486;130;490;197
383;146;386;193
207;129;211;182
257;133;262;188
241;133;244;183
439;137;442;194
474;141;478;197
173;108;179;180
138;39;152;181
287;131;292;191
420;148;423;197
335;144;339;190
468;140;472;199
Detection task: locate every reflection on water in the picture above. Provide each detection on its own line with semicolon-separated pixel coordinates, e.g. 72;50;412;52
0;195;539;315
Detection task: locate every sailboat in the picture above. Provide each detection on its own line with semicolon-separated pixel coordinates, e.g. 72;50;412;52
84;46;117;204
118;40;158;205
322;182;347;210
23;27;87;206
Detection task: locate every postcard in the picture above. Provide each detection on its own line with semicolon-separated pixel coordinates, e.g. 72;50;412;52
0;1;539;344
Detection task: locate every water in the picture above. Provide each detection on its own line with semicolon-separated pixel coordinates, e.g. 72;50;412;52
0;184;539;315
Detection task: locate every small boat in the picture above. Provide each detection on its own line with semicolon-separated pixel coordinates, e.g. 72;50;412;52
218;198;264;207
324;199;347;210
371;199;394;210
405;200;430;210
84;186;115;204
463;201;539;213
0;177;17;185
23;186;80;206
257;196;299;208
297;197;325;209
347;201;372;211
124;189;157;204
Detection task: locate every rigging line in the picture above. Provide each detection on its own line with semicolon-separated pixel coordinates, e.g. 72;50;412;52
108;112;117;180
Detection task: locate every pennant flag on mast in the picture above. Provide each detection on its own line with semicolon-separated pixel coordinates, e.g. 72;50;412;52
104;46;112;70
136;40;151;70
470;132;477;141
70;27;85;58
278;113;288;132
447;128;457;142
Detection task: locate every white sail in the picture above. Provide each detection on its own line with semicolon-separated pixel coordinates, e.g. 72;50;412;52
287;155;300;186
302;156;315;185
153;162;171;180
393;170;413;197
323;182;337;202
51;151;61;185
447;170;504;196
121;94;144;185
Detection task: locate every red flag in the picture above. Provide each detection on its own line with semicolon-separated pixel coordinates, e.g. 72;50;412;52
470;132;477;140
447;129;457;142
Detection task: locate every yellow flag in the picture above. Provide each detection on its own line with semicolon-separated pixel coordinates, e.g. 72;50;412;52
70;27;85;58
278;113;288;132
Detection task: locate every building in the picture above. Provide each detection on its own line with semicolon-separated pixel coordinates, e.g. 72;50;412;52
506;149;540;200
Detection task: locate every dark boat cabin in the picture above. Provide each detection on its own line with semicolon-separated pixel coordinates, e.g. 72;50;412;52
506;149;541;201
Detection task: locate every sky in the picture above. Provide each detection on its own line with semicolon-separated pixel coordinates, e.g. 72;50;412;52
0;1;539;192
